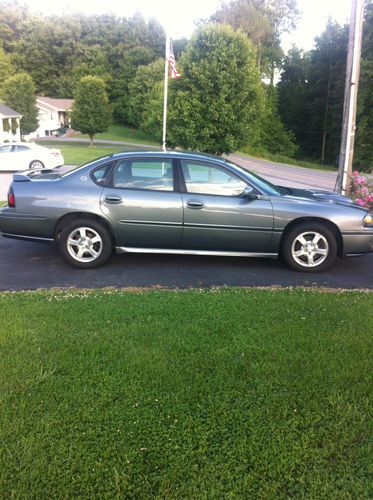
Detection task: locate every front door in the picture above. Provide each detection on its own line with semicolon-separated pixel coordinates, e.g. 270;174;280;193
180;159;274;252
101;157;183;248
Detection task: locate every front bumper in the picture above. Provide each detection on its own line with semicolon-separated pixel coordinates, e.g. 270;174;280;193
342;230;373;256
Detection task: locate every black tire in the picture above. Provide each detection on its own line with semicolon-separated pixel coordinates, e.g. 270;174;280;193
29;160;45;169
58;218;113;269
281;222;338;272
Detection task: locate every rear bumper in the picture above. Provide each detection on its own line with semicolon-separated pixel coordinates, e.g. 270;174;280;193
0;208;53;239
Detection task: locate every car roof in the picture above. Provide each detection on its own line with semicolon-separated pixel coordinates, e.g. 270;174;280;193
111;149;226;164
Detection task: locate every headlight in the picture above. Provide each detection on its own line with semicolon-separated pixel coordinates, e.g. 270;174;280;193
363;213;373;227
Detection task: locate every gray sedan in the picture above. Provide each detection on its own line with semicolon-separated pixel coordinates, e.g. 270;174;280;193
1;150;373;272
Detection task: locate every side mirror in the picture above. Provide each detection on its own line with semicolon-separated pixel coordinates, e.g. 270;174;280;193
241;186;258;200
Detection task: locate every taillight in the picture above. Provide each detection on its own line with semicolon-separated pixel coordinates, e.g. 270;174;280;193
8;187;15;208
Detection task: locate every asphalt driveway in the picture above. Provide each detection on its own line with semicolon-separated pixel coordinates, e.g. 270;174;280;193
0;236;372;290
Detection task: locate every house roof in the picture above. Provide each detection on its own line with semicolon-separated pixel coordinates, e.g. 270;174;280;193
0;103;22;118
36;97;74;112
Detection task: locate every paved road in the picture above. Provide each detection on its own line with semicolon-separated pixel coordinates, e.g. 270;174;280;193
0;237;372;291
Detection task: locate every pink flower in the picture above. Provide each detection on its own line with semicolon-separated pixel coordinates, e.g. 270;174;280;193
353;170;359;177
356;177;366;185
355;198;366;206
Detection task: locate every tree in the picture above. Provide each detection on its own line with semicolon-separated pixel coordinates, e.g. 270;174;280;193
277;47;310;153
306;21;348;163
256;85;297;156
2;72;38;136
166;24;265;154
210;0;299;80
277;22;348;164
356;1;373;170
0;46;15;97
71;76;111;147
126;59;164;128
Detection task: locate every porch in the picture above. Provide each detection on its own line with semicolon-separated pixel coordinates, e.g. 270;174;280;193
0;103;22;143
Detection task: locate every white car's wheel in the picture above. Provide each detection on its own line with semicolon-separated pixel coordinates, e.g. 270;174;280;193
29;160;45;169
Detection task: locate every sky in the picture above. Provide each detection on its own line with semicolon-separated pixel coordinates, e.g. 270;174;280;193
23;0;353;52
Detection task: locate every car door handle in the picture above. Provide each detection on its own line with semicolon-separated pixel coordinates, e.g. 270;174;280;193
104;196;122;204
187;200;204;209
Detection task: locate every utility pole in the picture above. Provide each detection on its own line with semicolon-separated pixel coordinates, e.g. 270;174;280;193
335;0;365;195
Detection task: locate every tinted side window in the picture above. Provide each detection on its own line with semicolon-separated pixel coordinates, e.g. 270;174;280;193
0;145;12;153
181;160;247;196
91;162;114;186
14;145;30;152
112;159;174;191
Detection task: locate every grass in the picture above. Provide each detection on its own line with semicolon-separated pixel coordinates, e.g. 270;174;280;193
238;148;336;172
75;124;160;146
0;288;372;498
35;143;156;166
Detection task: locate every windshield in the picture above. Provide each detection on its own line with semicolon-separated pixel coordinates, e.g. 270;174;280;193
225;159;282;195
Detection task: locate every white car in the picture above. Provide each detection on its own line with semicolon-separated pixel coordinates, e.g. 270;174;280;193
0;142;64;171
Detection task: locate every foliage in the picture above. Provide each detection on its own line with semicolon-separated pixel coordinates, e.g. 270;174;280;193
253;84;298;157
126;59;164;128
0;288;372;498
277;47;310;151
0;46;14;97
351;170;373;209
210;0;299;80
356;2;373;169
0;2;166;105
278;22;348;164
166;24;265;155
71;76;111;146
2;72;38;135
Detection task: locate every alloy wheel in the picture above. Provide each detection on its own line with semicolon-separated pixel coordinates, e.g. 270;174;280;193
291;231;329;268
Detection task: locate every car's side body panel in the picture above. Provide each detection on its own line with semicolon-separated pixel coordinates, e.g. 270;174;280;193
181;193;274;252
101;188;184;248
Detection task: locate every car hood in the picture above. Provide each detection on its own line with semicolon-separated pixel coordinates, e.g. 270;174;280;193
279;186;366;211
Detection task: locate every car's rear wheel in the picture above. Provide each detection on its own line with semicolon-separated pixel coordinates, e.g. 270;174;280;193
29;160;45;169
282;222;337;272
58;218;113;268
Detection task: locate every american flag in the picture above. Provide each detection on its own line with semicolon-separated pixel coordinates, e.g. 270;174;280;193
168;40;181;79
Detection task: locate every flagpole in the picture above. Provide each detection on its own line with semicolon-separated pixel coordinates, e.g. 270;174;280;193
162;34;170;151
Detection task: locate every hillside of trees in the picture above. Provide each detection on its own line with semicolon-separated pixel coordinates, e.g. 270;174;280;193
0;0;372;166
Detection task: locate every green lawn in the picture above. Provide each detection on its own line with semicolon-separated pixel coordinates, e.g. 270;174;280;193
0;288;372;498
35;143;151;166
75;124;160;146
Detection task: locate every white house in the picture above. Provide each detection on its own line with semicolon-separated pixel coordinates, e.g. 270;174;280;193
35;97;73;137
0;103;22;143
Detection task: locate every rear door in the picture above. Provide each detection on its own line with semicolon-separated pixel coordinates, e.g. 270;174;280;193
12;145;33;170
0;144;15;170
101;157;183;248
179;159;274;252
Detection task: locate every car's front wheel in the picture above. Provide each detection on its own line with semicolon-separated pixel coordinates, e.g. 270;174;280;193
282;222;338;272
29;160;45;169
58;218;113;268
